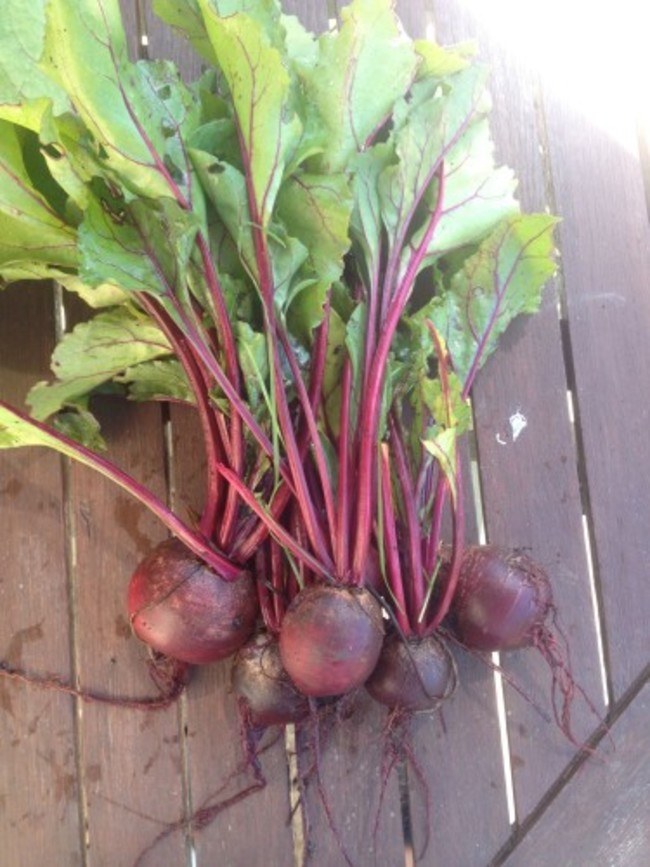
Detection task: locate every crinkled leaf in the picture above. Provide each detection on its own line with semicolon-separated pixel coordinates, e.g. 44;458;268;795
53;409;106;450
269;226;309;313
322;307;347;435
423;428;459;504
197;0;300;225
235;321;269;411
350;143;393;285
276;172;353;287
0;1;70;130
414;40;477;79
430;214;558;389
305;0;418;172
379;64;490;268
43;0;202;201
27;309;172;421
421;373;471;434
416;118;519;263
191;150;256;275
116;359;193;403
286;279;328;347
79;193;200;298
56;275;128;308
0;120;77;278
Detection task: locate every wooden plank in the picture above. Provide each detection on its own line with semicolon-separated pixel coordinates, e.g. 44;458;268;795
502;677;650;867
143;0;205;81
0;285;82;866
70;400;187;867
119;0;141;59
432;0;606;824
540;15;650;699
388;3;510;862
141;6;297;861
169;406;296;866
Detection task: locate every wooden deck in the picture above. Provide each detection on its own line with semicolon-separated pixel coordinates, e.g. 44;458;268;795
1;2;649;865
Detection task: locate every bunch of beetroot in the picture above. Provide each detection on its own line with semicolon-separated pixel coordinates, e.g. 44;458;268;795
0;0;572;749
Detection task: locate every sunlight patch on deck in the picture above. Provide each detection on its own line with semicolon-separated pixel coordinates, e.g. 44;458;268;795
581;514;610;708
492;652;517;826
459;0;648;153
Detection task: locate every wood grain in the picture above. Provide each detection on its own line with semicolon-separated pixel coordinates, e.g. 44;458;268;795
540;15;650;700
0;285;81;866
70;400;186;867
169;405;296;866
432;0;606;824
502;676;650;867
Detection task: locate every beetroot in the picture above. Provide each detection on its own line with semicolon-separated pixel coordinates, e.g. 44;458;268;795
279;584;384;698
366;632;455;711
232;633;309;728
128;538;258;665
451;545;553;651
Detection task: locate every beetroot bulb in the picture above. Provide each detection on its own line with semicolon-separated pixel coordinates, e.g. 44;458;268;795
128;538;258;665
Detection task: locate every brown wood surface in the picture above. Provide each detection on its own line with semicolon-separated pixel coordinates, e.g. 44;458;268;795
432;0;607;826
540;13;650;702
0;286;81;866
1;2;649;867
501;674;650;867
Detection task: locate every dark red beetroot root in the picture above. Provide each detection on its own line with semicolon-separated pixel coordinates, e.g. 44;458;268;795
128;538;258;664
448;545;602;746
451;545;552;651
366;632;456;711
232;632;309;728
279;583;384;698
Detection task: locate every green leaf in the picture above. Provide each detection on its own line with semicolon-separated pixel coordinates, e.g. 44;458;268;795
276;172;353;287
414;40;477;79
0;120;77;279
27;309;173;421
322;307;347;434
430;214;558;389
305;0;418;172
350;142;393;285
421;372;471;435
0;1;71;130
416;118;519;263
79;193;200;299
191;150;256;276
42;0;202;201
116;359;193;403
423;427;459;503
197;0;300;225
235;321;269;411
53;409;106;450
378;64;490;268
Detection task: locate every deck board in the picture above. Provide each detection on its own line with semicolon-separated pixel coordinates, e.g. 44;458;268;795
0;286;81;865
1;2;649;866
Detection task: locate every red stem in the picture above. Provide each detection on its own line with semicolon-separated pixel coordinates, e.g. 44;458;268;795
231;306;330;563
428;455;465;631
255;545;277;633
335;358;353;579
379;445;410;635
352;166;446;580
216;464;331;581
270;538;286;627
138;294;224;538
389;415;423;626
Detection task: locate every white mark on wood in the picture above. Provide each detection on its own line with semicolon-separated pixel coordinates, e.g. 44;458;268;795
496;409;528;445
509;410;528;441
